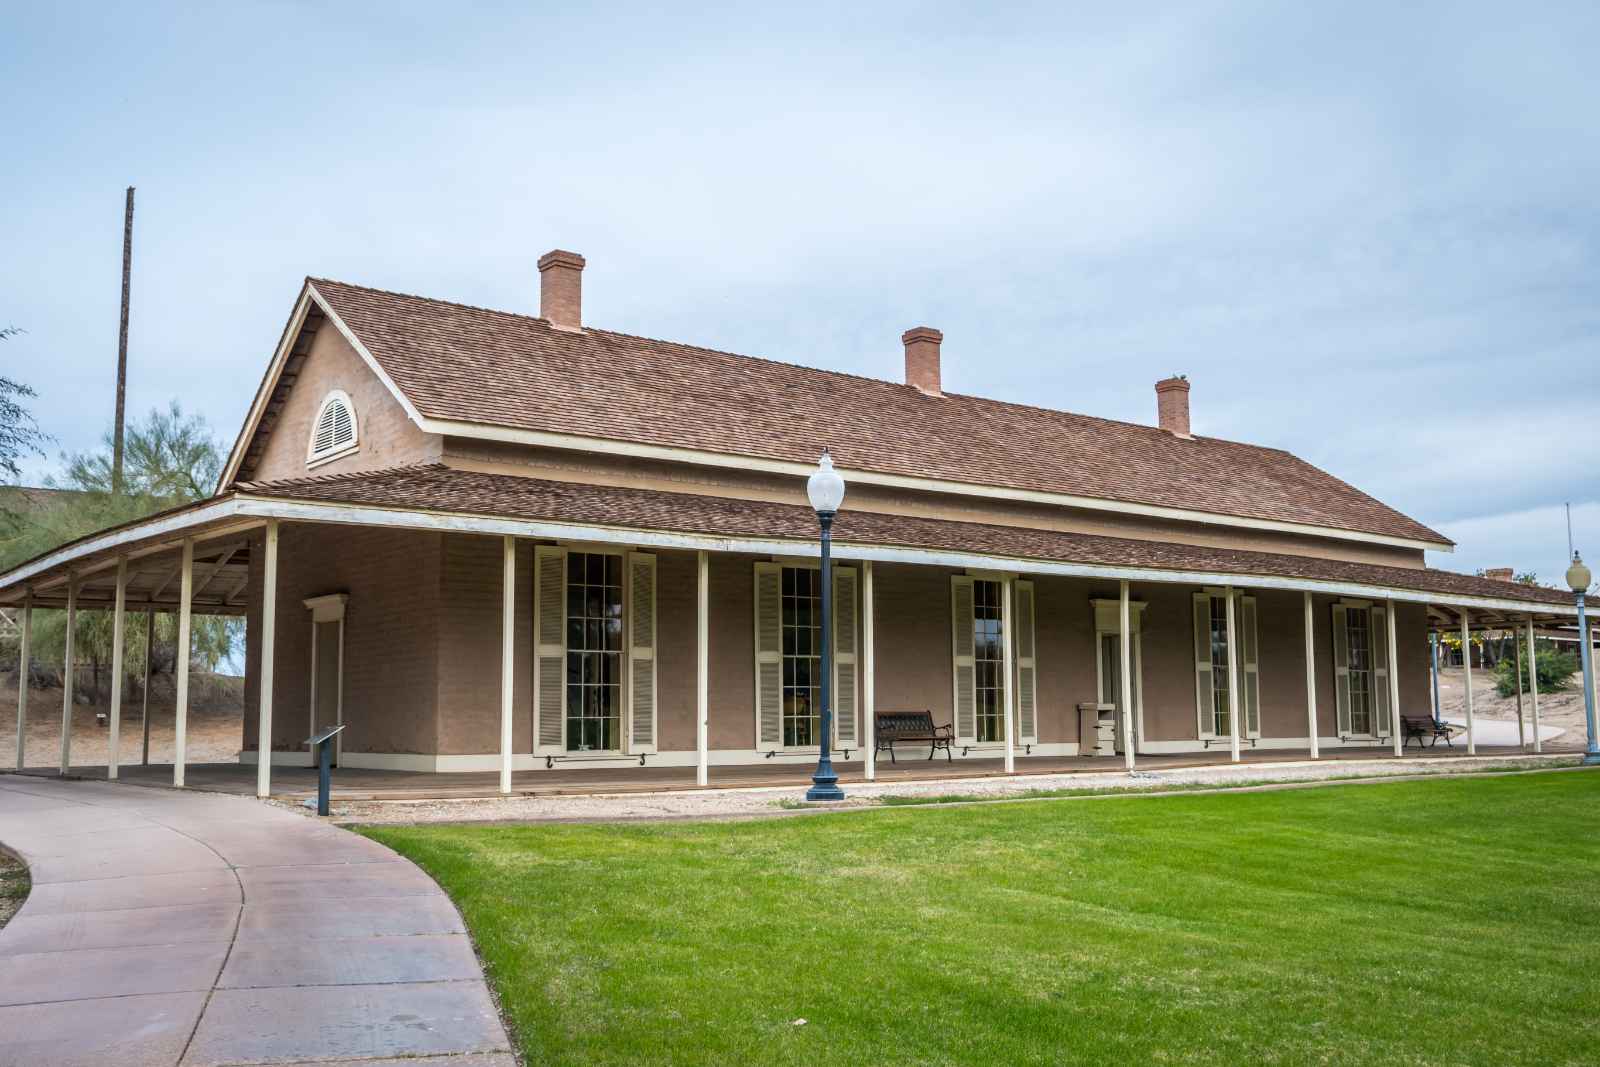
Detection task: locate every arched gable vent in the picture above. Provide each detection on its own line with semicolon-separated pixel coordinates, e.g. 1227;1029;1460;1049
308;390;358;463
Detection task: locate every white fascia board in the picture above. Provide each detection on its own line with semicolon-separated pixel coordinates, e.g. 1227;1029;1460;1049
219;289;315;489
0;501;252;593
416;416;1453;554
228;495;1565;617
305;283;426;425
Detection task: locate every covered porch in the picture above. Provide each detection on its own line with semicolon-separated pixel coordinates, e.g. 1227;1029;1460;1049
1;465;1590;800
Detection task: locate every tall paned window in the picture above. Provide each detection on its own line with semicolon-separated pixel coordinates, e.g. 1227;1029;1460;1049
973;579;1005;742
1208;595;1232;736
781;566;821;747
1345;607;1374;735
565;552;623;751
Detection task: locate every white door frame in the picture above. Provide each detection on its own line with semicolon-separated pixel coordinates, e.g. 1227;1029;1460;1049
304;594;348;763
1092;598;1145;752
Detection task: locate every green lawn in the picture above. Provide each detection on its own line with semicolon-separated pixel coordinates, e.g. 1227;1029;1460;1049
362;772;1600;1066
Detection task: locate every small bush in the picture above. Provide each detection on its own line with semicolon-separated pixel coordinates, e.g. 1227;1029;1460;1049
1495;648;1577;698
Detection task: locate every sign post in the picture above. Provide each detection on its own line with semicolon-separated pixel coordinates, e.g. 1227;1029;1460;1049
304;724;346;817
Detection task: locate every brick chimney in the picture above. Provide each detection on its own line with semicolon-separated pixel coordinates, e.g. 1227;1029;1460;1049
538;249;586;330
903;327;943;396
1155;375;1191;438
1483;567;1515;582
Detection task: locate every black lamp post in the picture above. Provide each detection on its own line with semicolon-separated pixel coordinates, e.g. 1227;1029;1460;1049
806;450;847;802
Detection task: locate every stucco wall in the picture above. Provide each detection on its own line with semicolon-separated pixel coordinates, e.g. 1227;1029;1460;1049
249;322;438;484
244;522;442;756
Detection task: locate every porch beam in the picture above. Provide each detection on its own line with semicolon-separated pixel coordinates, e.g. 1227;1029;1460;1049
1224;586;1241;763
190;546;238;599
1513;624;1526;749
1386;598;1401;757
1119;580;1134;771
1002;577;1016;774
862;561;876;783
14;595;29;770
60;576;76;775
1528;615;1542;754
1303;591;1319;759
108;558;127;779
696;550;709;788
141;605;153;766
500;535;515;796
1460;610;1475;755
174;538;194;787
256;522;278;798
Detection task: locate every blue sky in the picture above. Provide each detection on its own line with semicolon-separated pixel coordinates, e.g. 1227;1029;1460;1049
3;1;1597;580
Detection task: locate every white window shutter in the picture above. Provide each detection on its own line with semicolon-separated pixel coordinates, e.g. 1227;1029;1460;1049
1193;593;1215;737
1370;605;1390;737
832;566;858;748
1015;580;1038;745
1332;603;1351;736
1241;595;1261;737
754;562;783;749
951;576;976;744
627;552;658;754
309;392;358;460
534;546;567;753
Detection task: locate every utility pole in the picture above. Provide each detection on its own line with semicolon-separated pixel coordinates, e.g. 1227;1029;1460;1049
112;186;134;496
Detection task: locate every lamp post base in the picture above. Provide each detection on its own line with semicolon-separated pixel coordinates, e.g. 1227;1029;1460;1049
805;758;845;802
1583;750;1600;767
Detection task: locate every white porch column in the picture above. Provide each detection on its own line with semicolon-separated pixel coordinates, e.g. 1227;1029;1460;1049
862;561;876;782
14;594;29;770
1513;626;1526;749
173;538;194;788
1119;580;1135;771
1224;586;1241;763
256;521;279;798
108;558;128;779
1460;610;1475;755
695;550;709;787
1386;598;1402;757
1303;591;1319;759
1527;615;1542;754
500;535;516;796
140;605;153;766
59;576;76;775
1001;577;1016;774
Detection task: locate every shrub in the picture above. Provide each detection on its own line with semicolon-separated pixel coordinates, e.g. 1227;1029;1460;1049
1495;648;1577;698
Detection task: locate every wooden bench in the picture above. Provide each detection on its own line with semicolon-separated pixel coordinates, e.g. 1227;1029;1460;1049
874;710;954;763
1401;715;1453;749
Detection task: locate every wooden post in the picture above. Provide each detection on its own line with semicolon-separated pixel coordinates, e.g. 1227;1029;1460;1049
862;561;876;782
1460;610;1475;755
112;186;134;496
256;522;278;798
1303;591;1319;759
1527;615;1542;754
140;605;153;766
60;577;76;775
1225;586;1241;763
696;550;709;788
1001;578;1016;774
108;558;127;779
14;595;29;770
1513;625;1526;749
1386;599;1402;757
1119;580;1135;771
173;539;194;787
500;535;516;796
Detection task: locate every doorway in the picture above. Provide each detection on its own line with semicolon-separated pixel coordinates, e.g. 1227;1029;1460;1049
303;594;347;766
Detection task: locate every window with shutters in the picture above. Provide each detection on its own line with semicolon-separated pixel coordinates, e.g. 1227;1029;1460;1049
1193;592;1261;739
1345;606;1375;735
307;390;358;464
781;566;821;747
973;579;1005;743
565;552;623;751
1205;595;1232;736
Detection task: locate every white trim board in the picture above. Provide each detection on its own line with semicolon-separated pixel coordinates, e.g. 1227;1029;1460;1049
1138;737;1366;754
332;743;1088;773
0;492;1575;617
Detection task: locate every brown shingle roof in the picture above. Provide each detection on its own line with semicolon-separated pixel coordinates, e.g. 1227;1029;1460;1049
237;465;1561;607
307;278;1450;547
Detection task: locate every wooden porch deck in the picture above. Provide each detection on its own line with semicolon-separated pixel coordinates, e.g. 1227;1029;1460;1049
13;740;1571;801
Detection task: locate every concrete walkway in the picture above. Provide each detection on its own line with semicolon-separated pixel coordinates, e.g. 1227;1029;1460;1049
0;775;513;1067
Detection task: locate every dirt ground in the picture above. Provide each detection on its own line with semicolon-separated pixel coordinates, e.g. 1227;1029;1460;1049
0;670;243;769
1435;665;1593;738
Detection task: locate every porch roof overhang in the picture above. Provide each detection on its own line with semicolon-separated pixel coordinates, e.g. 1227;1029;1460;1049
0;464;1584;624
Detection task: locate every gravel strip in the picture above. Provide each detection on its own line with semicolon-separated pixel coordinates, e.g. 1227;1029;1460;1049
319;752;1585;826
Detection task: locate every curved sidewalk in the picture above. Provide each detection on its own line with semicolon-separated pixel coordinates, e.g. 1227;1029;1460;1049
0;775;512;1067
